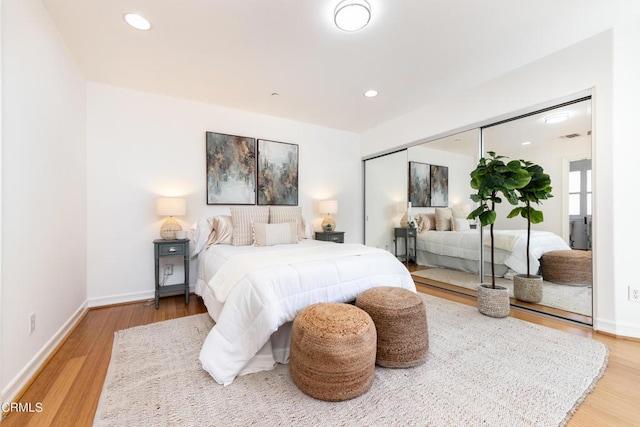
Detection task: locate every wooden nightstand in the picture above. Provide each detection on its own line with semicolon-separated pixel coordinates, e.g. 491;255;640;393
394;227;417;263
153;239;190;309
315;231;345;243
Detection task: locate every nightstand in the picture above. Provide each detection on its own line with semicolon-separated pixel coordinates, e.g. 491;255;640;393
394;227;417;263
153;239;190;309
315;231;345;243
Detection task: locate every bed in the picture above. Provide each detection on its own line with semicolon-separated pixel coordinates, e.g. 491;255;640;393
191;208;414;386
416;229;571;277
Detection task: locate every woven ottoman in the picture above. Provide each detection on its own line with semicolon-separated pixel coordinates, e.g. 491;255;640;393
356;287;429;368
542;250;592;285
289;303;376;401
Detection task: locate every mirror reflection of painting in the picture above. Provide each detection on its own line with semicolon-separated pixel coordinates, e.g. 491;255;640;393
430;165;448;207
408;161;430;207
206;132;256;205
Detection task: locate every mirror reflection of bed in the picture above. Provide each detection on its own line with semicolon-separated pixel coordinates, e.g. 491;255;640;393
364;98;593;325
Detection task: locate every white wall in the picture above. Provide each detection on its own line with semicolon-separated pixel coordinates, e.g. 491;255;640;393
1;0;87;400
360;30;640;338
611;18;640;337
86;83;361;305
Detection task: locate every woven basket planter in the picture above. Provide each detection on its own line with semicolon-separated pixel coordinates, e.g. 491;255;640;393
289;303;376;402
477;284;510;318
356;286;429;368
514;274;543;303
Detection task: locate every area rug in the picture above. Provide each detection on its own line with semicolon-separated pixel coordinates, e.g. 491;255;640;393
94;294;607;426
412;268;592;316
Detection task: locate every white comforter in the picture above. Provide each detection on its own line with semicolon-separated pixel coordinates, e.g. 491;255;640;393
197;240;415;385
417;229;571;274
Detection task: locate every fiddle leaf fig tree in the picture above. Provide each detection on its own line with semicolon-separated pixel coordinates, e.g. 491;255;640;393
507;160;553;277
467;152;531;288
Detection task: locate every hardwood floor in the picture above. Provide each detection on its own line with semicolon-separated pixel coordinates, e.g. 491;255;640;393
2;288;639;426
1;296;207;427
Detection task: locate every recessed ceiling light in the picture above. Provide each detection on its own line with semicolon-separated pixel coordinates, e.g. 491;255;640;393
364;89;378;98
521;141;532;146
544;113;569;124
124;13;151;31
334;0;371;32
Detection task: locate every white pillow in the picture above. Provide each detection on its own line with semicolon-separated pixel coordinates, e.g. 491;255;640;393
451;204;471;219
451;217;471;231
230;206;270;246
435;208;453;231
416;213;435;233
253;222;299;246
206;215;233;247
190;218;212;257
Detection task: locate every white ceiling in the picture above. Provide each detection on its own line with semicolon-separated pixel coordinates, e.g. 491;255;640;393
418;98;592;156
42;0;640;133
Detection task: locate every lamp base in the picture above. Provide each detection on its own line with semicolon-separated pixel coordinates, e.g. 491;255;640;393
160;216;182;240
321;215;336;232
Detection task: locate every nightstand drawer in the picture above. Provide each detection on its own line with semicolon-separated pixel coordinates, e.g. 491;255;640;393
315;231;345;243
158;244;186;256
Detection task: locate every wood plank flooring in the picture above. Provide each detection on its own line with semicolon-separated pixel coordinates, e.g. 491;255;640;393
2;288;639;426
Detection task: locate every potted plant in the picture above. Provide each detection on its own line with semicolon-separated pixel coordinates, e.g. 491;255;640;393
507;160;553;303
467;152;531;317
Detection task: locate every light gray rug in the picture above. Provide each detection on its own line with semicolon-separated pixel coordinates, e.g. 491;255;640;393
413;268;593;316
94;294;607;427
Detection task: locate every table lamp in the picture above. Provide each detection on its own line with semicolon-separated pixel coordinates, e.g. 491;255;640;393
157;197;186;239
319;200;338;232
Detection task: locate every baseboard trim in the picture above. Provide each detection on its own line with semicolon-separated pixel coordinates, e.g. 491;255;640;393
595;317;640;340
87;285;195;308
1;301;88;408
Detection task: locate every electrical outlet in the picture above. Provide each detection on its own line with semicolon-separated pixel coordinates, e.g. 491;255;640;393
29;313;36;334
164;264;173;275
629;287;640;302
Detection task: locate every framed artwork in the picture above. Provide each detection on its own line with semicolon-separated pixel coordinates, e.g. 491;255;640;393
430;165;449;207
257;140;299;205
205;132;256;205
408;161;431;207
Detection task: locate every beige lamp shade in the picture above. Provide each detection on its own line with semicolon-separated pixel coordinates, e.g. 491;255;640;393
157;197;186;239
319;200;338;232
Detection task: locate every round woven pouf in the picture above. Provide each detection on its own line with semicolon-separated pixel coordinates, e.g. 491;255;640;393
289;303;376;402
356;287;429;368
542;250;592;285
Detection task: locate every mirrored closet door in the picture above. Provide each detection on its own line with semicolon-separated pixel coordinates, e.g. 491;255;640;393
363;98;593;325
482;98;593;324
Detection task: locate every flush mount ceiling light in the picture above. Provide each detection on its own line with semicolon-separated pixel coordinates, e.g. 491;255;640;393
544;113;569;124
364;89;378;98
521;141;532;146
334;0;371;32
123;13;151;31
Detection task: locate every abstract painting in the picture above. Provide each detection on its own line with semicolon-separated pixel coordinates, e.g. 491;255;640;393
257;140;299;205
408;161;431;207
430;165;449;207
206;132;256;205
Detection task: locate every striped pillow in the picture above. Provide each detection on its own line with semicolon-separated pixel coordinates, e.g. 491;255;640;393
269;206;306;239
230;206;270;246
253;222;299;246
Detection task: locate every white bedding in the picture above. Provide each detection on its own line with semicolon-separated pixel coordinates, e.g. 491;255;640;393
417;229;571;275
196;240;415;385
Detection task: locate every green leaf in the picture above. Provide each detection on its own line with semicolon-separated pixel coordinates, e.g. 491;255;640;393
529;209;544;224
507;207;522;218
